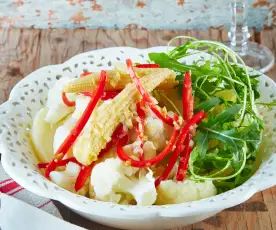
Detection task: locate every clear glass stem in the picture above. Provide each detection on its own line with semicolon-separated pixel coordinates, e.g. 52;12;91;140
228;0;250;55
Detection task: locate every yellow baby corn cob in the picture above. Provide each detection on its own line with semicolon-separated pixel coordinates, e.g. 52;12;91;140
73;68;176;165
64;68;178;93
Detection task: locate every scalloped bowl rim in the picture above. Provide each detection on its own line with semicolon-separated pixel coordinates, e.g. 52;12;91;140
0;46;275;220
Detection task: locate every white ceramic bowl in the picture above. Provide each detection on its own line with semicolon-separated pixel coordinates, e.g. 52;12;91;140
1;47;276;230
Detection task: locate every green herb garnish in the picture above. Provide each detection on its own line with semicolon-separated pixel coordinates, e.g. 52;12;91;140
148;37;264;192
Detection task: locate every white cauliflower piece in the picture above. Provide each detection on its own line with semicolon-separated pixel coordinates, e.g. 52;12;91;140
53;122;71;153
122;141;156;160
53;95;90;152
143;105;173;151
31;107;57;162
50;162;88;196
143;141;157;160
71;94;90;120
90;158;134;202
91;158;157;206
144;116;167;151
45;77;76;124
156;180;216;205
129;169;157;206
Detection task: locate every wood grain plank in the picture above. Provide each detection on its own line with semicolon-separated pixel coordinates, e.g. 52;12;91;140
260;29;276;81
83;28;98;52
95;29;126;49
135;29;149;48
0;28;41;104
39;29;85;67
122;29;137;48
259;28;276;230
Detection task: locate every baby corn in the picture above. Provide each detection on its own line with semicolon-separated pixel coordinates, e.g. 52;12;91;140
64;68;178;93
73;68;176;165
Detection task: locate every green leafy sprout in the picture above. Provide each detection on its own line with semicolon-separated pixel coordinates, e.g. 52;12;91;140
149;36;264;193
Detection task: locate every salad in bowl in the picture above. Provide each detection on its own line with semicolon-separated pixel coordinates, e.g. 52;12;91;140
1;38;276;229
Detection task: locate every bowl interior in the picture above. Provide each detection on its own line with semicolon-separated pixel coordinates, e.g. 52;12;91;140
0;46;276;218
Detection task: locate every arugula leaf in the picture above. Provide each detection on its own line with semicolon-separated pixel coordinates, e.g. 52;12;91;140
205;104;242;128
149;39;264;193
206;128;244;152
195;97;222;113
195;132;209;158
148;53;194;72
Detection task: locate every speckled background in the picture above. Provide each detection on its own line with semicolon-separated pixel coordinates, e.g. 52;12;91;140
0;0;275;29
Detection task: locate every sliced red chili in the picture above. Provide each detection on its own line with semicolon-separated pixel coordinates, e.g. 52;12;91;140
62;92;76;107
176;71;194;182
135;64;160;68
155;110;205;187
79;92;93;97
74;124;126;191
175;134;192;181
38;162;49;169
80;90;121;101
182;72;193;121
80;72;92;77
136;101;146;160
126;59;174;126
75;164;94;192
117;114;180;168
45;70;107;179
101;90;121;100
38;157;82;169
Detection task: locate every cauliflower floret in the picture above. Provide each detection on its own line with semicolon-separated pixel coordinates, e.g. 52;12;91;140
45;77;76;124
155;180;216;205
143;141;157;160
71;94;90;120
144;107;173;151
91;158;134;202
50;162;88;196
91;158;157;206
122;141;156;161
53;121;71;153
129;169;157;206
144;117;167;151
53;95;90;152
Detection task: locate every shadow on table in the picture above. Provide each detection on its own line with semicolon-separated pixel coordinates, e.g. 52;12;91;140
54;201;121;230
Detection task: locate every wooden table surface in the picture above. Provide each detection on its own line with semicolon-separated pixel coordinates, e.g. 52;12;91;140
0;27;276;230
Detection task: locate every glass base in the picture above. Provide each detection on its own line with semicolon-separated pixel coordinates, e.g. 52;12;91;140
224;41;275;73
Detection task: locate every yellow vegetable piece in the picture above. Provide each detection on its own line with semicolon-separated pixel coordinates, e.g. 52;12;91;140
64;68;178;93
215;89;237;102
73;68;176;165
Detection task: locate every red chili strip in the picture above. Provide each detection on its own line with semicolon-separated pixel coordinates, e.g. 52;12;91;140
117;114;180;168
101;90;121;100
37;162;49;169
176;71;194;182
74;124;126;191
182;72;193;121
155;110;205;187
62;92;76;107
136;101;146;160
38;157;82;169
74;164;93;192
126;59;174;126
80;90;121;101
79;92;93;97
80;72;92;77
135;64;160;68
175;135;192;181
45;70;107;179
